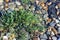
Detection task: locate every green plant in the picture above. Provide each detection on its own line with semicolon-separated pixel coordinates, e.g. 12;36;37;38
0;9;46;40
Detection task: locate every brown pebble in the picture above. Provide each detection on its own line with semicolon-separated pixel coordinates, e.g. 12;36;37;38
40;2;45;7
43;6;48;11
51;27;58;35
5;0;9;3
5;4;8;8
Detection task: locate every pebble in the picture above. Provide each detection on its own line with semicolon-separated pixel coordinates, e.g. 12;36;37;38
35;0;39;5
7;8;14;13
58;27;60;33
57;3;60;8
13;38;16;40
57;24;60;26
40;2;45;7
3;36;8;40
50;21;56;27
40;34;47;39
52;36;57;40
46;30;51;35
55;19;59;23
58;17;60;20
8;2;16;10
15;1;21;6
51;31;55;36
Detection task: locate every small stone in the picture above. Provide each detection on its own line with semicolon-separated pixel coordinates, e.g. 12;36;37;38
52;27;58;35
43;6;48;11
46;31;51;35
3;36;8;40
58;27;60;33
6;33;11;37
43;14;48;20
57;24;60;26
5;0;9;3
7;8;13;13
55;19;59;23
40;2;45;7
47;2;52;5
58;3;60;8
40;34;47;39
30;5;35;11
15;1;21;6
5;3;8;8
35;0;39;5
52;36;57;40
8;2;16;10
50;21;56;27
19;5;24;9
55;5;58;9
51;31;55;36
13;38;16;40
57;10;59;15
0;10;6;14
58;16;60;20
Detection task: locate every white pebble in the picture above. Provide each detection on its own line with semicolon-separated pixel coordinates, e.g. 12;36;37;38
3;36;8;40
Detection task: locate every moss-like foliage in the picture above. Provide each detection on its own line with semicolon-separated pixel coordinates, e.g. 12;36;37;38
0;9;46;40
